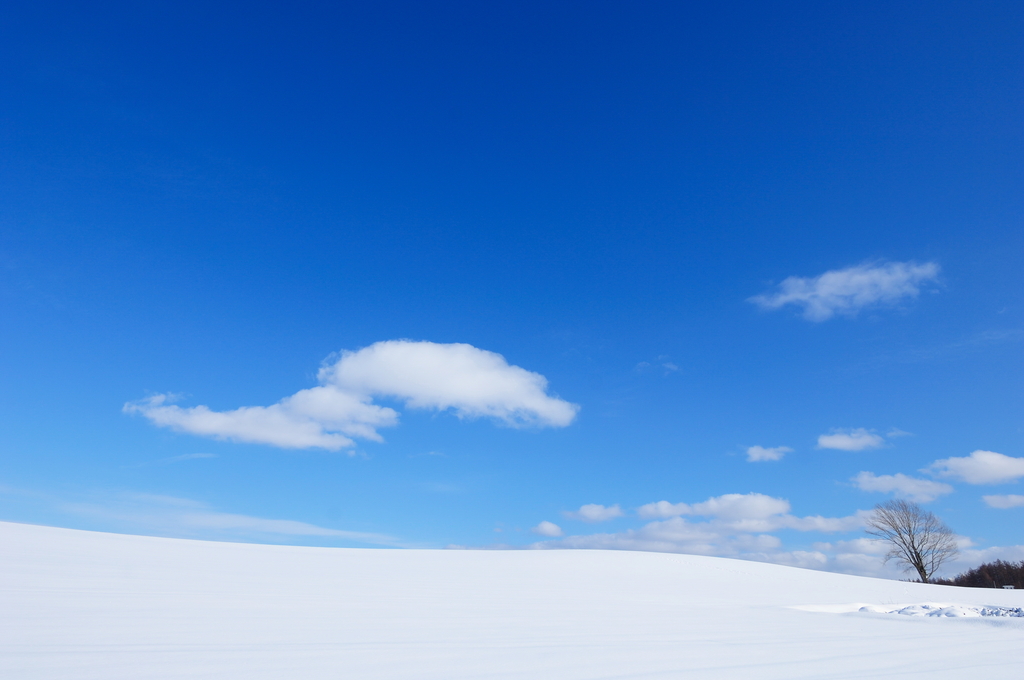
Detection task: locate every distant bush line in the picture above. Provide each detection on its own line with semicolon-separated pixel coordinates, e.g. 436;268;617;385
933;560;1024;589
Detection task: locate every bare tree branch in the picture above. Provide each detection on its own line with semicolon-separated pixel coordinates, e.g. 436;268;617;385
865;499;958;582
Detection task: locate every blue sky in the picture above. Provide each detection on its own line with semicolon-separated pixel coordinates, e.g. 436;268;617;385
1;0;1023;576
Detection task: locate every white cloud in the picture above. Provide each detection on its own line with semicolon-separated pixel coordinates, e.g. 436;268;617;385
927;450;1024;485
763;550;830;570
746;445;791;462
748;260;940;321
636;493;791;521
532;521;563;537
563;504;624;522
983;494;1024;509
777;513;867;532
123;391;395;451
321;340;578;426
813;537;889;557
852;472;953;503
637;500;691;519
817;428;884;451
125;340;579;451
689;493;792;520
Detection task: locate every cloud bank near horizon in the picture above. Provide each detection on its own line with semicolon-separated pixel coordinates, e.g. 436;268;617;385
851;472;953;503
523;490;1024;578
749;260;940;321
125;340;579;450
533;492;874;574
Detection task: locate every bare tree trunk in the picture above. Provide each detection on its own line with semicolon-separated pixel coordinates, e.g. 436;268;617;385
865;499;958;583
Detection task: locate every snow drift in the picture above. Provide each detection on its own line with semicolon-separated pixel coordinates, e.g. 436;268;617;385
1;521;1022;679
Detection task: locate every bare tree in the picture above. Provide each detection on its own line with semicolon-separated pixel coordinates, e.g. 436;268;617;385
865;499;959;582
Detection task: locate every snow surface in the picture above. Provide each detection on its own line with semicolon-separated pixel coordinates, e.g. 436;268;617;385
2;521;1022;679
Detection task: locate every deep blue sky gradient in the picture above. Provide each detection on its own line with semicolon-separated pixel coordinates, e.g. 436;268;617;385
1;1;1022;570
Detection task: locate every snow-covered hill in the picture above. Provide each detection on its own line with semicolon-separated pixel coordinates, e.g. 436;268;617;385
1;520;1021;679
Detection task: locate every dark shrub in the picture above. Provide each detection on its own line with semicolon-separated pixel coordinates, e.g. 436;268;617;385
934;560;1024;589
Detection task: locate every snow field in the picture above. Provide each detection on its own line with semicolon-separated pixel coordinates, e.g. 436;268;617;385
1;521;1022;679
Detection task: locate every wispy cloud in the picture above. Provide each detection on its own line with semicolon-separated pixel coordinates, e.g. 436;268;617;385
128;453;218;468
817;428;884;451
926;450;1024;485
852;472;953;503
60;491;402;546
125;340;579;451
748;260;940;321
409;450;447;458
164;453;217;462
635;356;679;376
563;503;624;522
746;445;791;462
